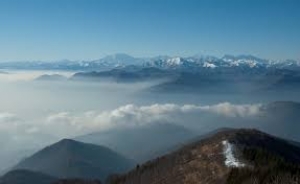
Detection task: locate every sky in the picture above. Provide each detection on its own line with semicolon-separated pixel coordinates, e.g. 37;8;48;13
0;0;299;61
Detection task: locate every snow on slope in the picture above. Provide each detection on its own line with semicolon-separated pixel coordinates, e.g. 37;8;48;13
222;140;245;168
203;62;217;68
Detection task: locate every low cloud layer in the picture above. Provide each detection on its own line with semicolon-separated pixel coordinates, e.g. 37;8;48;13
0;102;263;142
44;102;262;136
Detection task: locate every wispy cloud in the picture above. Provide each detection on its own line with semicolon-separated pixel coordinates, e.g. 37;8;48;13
0;112;18;123
0;112;20;131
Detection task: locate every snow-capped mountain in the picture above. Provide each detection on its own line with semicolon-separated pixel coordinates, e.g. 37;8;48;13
221;55;269;68
145;55;300;70
143;56;200;69
144;54;269;69
0;54;299;71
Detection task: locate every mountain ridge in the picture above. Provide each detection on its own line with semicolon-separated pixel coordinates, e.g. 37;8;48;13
108;128;300;184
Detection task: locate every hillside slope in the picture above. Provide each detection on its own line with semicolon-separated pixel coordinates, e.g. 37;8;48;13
108;129;300;184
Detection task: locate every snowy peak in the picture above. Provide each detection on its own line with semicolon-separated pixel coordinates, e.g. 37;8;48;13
222;55;268;68
166;57;183;65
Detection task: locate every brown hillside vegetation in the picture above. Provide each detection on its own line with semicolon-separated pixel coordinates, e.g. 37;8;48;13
108;129;300;184
53;179;102;184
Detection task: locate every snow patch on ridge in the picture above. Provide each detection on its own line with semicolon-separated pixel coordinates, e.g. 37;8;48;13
222;140;245;167
203;62;217;68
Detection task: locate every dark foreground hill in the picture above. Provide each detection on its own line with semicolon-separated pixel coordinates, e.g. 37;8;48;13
108;129;300;184
0;170;103;184
12;139;135;181
52;179;102;184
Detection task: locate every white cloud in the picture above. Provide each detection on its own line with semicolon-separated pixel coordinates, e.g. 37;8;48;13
0;102;262;138
42;102;262;136
196;102;262;117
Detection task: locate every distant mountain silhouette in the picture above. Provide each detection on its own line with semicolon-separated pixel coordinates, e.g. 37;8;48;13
71;67;174;82
12;139;135;181
259;101;300;141
35;74;68;81
76;123;196;163
71;66;300;93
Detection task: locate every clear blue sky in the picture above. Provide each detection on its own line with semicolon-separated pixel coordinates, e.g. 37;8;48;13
0;0;299;61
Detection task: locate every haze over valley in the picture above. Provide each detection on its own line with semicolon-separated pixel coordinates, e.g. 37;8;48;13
1;55;300;177
1;0;300;183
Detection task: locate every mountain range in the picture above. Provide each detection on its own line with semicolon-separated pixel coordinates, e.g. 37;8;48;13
1;54;300;71
16;53;298;93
